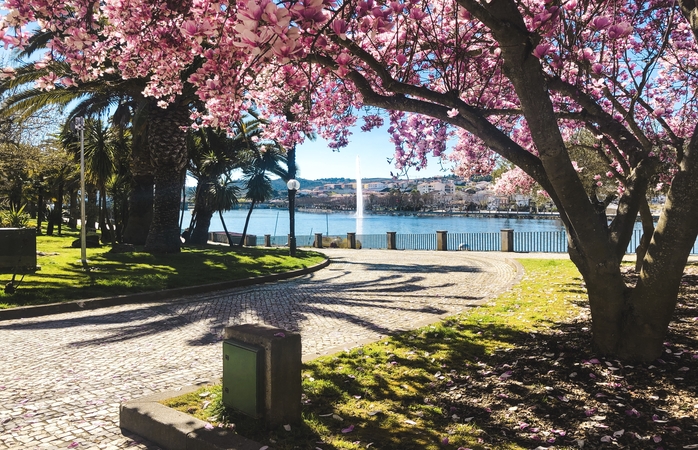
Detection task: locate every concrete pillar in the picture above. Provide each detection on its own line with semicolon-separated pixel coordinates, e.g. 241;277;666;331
223;324;301;429
347;232;356;249
436;230;448;251
501;229;514;252
387;231;397;250
264;234;271;247
314;233;323;248
244;235;257;247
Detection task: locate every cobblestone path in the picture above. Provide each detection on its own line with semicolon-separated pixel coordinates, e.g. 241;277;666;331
0;249;520;449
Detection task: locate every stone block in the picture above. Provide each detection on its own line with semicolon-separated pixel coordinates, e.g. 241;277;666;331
0;228;37;272
224;324;302;429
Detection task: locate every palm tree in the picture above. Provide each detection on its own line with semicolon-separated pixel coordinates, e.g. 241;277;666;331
211;176;240;247
83;118;117;243
237;120;288;247
186;127;243;244
1;31;200;253
0;42;153;243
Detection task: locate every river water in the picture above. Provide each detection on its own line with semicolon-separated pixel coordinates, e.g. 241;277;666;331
199;207;566;237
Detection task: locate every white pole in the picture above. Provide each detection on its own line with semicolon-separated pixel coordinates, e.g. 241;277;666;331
78;117;86;268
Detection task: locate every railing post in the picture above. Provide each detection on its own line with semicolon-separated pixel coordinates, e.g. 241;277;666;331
387;231;397;250
501;229;514;252
264;234;271;247
314;232;323;248
347;232;356;249
436;230;448;251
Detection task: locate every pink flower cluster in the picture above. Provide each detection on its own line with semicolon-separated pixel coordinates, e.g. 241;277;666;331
0;0;695;187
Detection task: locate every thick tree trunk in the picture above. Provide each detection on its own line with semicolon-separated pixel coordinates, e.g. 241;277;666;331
571;256;629;356
145;170;182;252
615;126;698;360
188;178;215;245
189;210;213;244
144;101;189;254
123;174;153;245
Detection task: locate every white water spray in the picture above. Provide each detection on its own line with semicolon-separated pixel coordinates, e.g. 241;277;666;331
356;156;364;235
356;156;364;219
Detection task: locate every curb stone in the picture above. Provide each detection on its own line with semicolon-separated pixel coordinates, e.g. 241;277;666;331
120;383;264;450
0;258;330;321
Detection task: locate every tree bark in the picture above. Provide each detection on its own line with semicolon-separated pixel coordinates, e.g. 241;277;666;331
145;169;183;253
122;174;153;245
188;178;215;245
144;101;189;253
56;182;64;236
189;209;213;244
239;200;256;247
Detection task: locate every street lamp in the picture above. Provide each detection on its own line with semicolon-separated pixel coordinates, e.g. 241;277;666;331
70;117;87;269
287;179;300;256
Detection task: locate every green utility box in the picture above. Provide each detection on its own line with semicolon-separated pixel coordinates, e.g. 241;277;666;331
222;340;263;418
223;324;302;428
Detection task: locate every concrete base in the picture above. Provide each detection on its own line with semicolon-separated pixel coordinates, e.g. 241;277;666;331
119;385;263;450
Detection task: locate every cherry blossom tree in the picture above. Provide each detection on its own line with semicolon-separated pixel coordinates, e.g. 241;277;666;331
5;0;698;360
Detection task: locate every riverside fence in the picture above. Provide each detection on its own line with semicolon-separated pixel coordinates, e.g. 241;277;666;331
211;228;698;254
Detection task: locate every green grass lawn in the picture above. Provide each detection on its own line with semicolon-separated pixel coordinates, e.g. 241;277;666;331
0;228;325;309
164;259;586;450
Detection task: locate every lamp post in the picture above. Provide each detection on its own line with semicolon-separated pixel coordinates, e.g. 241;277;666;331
287;179;300;256
71;117;87;269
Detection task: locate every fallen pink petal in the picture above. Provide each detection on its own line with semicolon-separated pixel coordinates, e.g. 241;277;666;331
341;425;355;433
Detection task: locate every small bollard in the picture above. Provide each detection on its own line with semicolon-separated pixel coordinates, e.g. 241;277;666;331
314;233;323;248
387;231;397;250
264;234;271;247
244;235;257;247
501;229;514;252
347;232;356;249
436;230;448;251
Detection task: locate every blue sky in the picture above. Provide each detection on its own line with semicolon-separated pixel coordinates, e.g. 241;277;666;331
294;124;454;180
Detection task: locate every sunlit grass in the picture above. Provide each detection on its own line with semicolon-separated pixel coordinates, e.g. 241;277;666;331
164;259;584;450
0;227;325;308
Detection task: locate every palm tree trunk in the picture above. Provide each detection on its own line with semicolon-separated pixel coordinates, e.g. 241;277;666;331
36;192;43;234
122;174;153;244
56;182;64;236
239;200;256;247
123;126;154;245
68;189;78;229
219;209;234;247
144;101;189;253
99;186;112;244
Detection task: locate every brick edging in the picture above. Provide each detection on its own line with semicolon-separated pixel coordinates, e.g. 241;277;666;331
0;258;330;321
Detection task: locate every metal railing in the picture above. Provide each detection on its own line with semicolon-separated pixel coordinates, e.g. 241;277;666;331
245;229;698;254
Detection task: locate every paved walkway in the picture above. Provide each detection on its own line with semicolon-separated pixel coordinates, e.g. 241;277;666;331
0;249;521;449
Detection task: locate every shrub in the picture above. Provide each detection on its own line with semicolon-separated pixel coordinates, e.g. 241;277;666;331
0;205;30;228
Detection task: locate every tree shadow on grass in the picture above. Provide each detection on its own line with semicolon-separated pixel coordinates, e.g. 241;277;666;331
0;245;322;307
259;309;698;450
